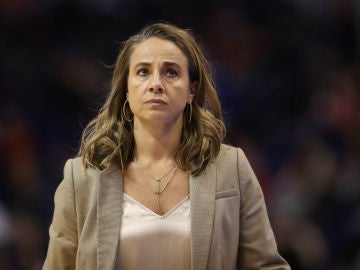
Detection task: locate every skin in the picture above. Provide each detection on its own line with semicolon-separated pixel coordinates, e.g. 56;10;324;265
127;37;196;133
124;37;197;215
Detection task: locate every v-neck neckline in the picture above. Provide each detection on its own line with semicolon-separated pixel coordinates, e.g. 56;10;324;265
123;193;190;219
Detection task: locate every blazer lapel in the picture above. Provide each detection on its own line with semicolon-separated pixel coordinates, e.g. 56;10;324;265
190;164;217;270
97;167;123;270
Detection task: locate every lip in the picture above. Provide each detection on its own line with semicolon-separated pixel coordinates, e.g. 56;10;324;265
145;99;167;105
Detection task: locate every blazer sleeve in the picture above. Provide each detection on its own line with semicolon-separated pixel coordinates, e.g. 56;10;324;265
43;159;78;270
236;148;290;269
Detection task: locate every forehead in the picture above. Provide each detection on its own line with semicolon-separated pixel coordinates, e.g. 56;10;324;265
129;37;188;67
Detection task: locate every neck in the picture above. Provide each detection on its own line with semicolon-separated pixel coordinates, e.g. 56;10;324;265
133;119;183;164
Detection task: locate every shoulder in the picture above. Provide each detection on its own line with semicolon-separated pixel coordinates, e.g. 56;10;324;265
60;157;101;217
215;144;247;165
62;157;101;190
213;144;255;184
211;144;243;182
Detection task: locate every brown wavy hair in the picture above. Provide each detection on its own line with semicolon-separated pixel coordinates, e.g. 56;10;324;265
78;22;225;175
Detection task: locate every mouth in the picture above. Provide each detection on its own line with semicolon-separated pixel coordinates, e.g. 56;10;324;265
145;99;167;105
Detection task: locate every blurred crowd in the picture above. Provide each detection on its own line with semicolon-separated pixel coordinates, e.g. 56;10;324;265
1;0;360;269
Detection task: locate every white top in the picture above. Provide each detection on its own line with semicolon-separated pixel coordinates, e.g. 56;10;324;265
117;193;191;270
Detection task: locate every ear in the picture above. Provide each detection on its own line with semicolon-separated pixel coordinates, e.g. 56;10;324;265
188;81;198;103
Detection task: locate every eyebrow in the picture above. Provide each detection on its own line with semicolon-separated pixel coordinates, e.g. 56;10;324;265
163;61;182;69
134;61;182;69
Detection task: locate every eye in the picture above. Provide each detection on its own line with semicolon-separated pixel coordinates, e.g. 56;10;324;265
166;69;178;78
137;68;148;76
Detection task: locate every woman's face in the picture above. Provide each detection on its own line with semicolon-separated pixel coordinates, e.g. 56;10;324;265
127;37;196;128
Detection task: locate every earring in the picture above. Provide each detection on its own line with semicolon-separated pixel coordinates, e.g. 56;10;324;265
187;102;192;124
122;100;133;122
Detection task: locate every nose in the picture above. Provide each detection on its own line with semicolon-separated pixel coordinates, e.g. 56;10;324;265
148;72;164;93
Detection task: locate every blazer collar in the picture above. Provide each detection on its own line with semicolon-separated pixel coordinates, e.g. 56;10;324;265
190;163;217;270
96;163;217;270
97;167;123;270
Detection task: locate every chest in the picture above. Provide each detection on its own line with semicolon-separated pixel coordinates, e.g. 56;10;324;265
116;193;191;269
123;168;189;216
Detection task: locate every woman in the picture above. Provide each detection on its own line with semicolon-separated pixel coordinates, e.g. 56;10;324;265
43;22;290;269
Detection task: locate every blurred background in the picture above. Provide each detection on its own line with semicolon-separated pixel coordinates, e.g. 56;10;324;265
1;0;360;269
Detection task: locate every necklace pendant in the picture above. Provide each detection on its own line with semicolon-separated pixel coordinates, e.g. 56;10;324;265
156;178;161;182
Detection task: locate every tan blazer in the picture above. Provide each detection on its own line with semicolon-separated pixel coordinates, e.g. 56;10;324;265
43;144;290;269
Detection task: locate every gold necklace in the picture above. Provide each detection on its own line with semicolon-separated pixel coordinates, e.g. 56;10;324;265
134;155;178;212
135;156;177;183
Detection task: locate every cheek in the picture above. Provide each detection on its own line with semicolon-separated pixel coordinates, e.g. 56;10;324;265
127;77;135;93
126;93;136;110
175;94;190;111
127;77;141;97
127;77;146;96
126;89;144;114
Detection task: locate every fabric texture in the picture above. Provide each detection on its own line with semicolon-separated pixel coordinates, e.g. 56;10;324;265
42;144;291;270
